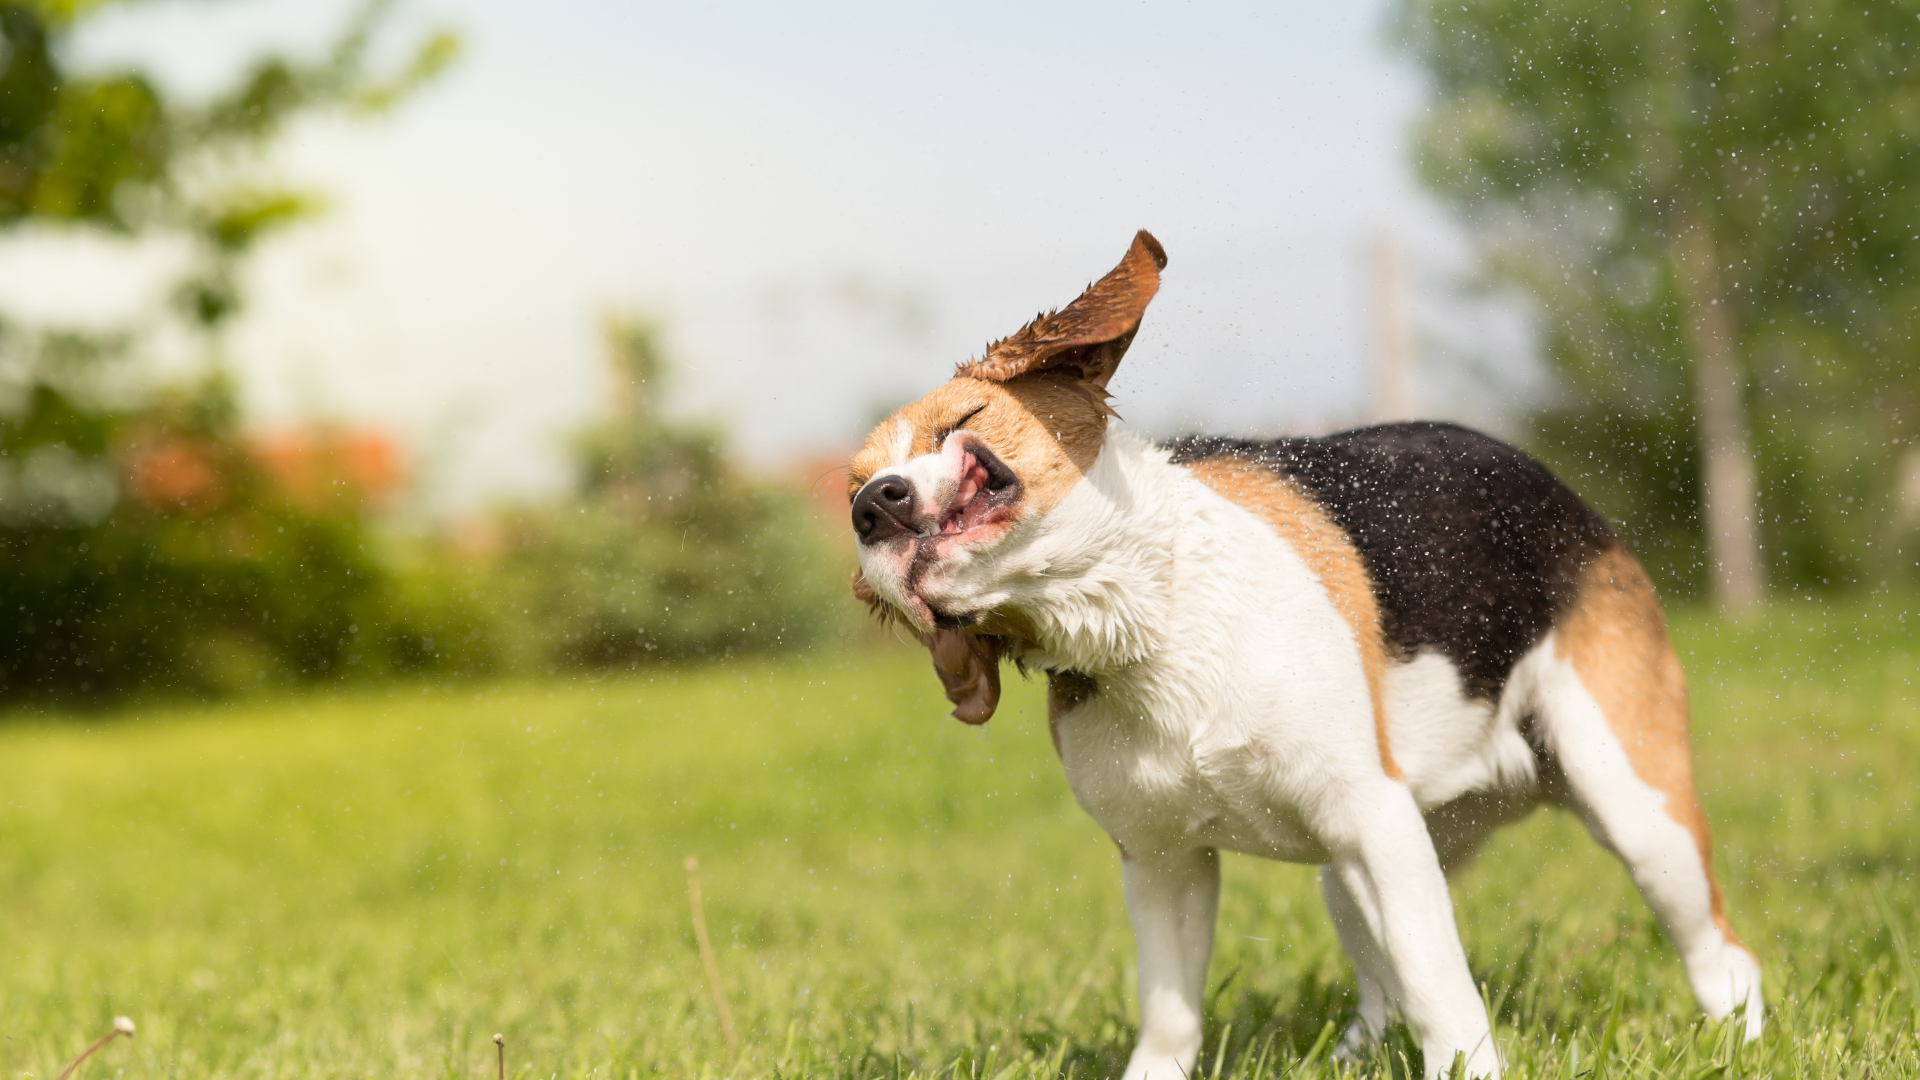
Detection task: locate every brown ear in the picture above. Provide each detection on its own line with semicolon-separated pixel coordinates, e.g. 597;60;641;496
929;630;1002;725
957;230;1166;388
855;570;1004;723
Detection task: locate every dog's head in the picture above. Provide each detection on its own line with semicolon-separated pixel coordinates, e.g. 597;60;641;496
847;231;1166;724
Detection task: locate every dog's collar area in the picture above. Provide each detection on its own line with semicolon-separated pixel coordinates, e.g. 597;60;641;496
930;607;978;631
1046;668;1099;711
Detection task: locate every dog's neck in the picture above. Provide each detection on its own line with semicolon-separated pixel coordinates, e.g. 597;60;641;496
991;431;1181;675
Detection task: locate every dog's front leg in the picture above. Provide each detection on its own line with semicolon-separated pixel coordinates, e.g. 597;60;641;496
1119;845;1220;1080
1331;783;1500;1079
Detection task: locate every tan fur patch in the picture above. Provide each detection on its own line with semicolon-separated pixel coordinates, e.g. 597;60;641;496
847;374;1107;518
1184;456;1401;780
1556;545;1738;941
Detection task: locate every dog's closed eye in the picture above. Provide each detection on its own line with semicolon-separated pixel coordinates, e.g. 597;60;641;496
935;405;986;447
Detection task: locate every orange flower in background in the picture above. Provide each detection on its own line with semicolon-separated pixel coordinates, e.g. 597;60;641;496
125;436;226;515
118;426;405;518
250;428;406;514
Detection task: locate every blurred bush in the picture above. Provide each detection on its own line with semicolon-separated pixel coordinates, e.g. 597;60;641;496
489;317;849;670
0;374;500;699
0;316;858;703
0;0;473;703
0;5;855;708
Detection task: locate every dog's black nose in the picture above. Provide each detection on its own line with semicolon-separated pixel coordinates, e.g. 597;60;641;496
852;476;917;544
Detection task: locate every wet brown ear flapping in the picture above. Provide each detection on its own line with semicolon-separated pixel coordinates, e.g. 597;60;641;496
852;570;1004;724
930;630;1002;725
956;230;1166;390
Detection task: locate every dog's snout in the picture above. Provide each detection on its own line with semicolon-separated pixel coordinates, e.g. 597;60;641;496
852;476;917;544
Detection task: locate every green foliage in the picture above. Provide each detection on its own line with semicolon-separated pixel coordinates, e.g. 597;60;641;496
0;598;1915;1076
496;318;850;669
0;1;467;702
1398;0;1920;594
0;0;852;702
1;1;456;277
1527;405;1706;597
0;377;499;701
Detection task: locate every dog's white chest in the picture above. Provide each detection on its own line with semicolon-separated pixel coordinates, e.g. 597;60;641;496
1034;464;1399;864
1052;693;1334;863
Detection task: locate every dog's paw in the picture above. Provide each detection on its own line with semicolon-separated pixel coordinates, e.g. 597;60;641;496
1119;1053;1195;1080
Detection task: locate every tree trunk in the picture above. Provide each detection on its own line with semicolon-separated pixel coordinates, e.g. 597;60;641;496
1669;202;1764;611
1369;234;1419;423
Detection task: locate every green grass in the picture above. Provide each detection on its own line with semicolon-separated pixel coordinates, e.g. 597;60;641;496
2;596;1916;1079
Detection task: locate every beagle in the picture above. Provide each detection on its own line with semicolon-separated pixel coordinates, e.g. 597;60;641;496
846;232;1761;1079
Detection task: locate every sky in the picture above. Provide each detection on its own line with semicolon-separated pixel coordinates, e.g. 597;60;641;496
2;0;1535;512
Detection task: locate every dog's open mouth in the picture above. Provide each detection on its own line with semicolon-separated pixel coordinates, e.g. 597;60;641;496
878;441;1021;633
936;442;1020;539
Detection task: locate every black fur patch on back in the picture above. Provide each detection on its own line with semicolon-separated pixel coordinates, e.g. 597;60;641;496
1167;422;1617;701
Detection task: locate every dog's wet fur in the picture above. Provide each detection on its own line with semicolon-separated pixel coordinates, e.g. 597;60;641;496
846;232;1761;1080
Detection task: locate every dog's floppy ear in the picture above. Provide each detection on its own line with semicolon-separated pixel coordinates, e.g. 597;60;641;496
929;630;1001;725
855;570;1005;724
957;230;1166;389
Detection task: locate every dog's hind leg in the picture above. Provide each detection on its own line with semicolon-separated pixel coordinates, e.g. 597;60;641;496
1530;548;1763;1039
1320;864;1398;1058
1327;780;1501;1078
1119;846;1220;1080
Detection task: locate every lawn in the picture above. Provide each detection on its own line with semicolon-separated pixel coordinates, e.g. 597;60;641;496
1;597;1915;1079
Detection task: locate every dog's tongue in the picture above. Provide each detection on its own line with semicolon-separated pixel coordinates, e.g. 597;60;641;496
929;630;1000;725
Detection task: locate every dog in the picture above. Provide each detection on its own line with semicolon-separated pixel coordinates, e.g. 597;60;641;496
846;232;1762;1079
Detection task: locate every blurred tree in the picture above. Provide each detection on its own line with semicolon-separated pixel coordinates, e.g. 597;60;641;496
1399;0;1920;604
496;317;849;668
0;0;465;701
2;0;455;336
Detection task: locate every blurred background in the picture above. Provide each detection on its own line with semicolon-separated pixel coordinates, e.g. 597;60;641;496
5;0;1915;702
3;0;1904;699
4;4;1918;1079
